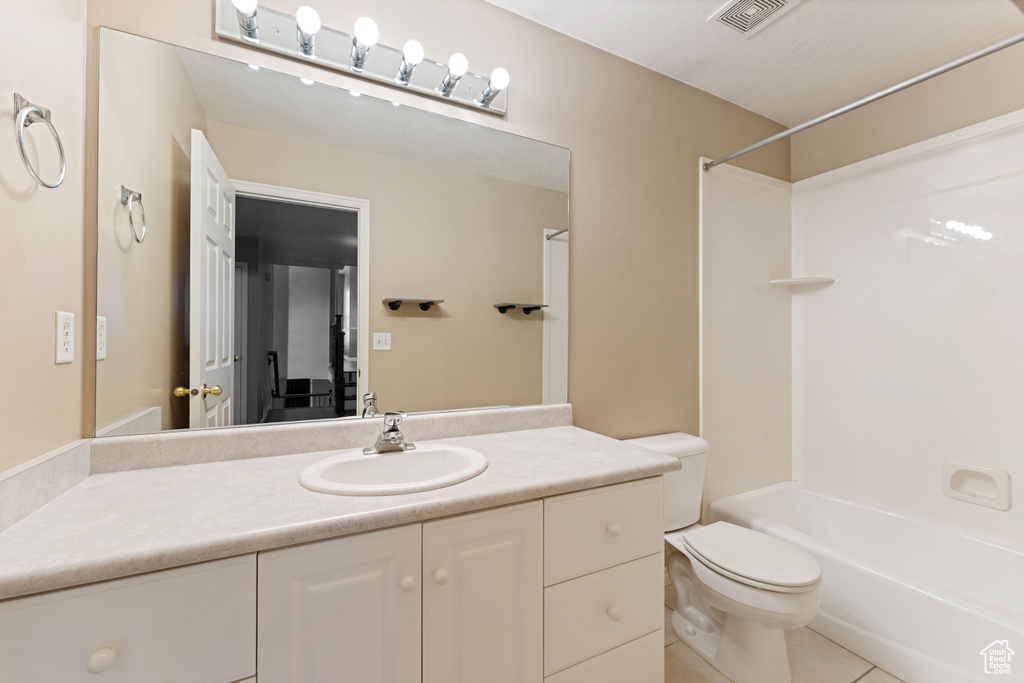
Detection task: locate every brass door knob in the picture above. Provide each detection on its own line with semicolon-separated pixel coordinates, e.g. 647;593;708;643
173;387;192;397
202;384;223;397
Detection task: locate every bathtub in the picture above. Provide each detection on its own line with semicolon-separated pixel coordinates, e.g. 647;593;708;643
708;482;1024;683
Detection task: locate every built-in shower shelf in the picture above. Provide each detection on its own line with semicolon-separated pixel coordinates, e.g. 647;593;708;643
383;298;444;311
769;278;835;286
494;303;547;315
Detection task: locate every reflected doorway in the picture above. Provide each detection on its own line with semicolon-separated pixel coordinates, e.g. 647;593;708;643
233;183;369;425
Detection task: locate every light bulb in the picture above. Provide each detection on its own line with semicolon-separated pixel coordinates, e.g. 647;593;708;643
232;0;258;17
296;6;321;36
300;77;314;85
448;53;468;77
248;63;260;70
489;67;510;91
403;40;424;66
354;17;379;49
476;66;509;106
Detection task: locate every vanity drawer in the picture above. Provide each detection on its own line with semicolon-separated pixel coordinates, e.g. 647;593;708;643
543;553;663;675
0;555;256;683
544;630;663;683
544;477;663;585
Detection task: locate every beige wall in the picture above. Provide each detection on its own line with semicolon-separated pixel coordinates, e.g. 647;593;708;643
207;120;565;413
95;30;208;432
0;0;86;472
792;42;1024;180
1;0;789;476
85;0;786;442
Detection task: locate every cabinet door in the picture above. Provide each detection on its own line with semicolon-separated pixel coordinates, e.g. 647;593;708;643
0;555;255;683
257;525;421;683
423;501;543;683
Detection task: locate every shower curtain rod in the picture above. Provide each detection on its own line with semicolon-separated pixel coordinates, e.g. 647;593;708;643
703;29;1024;173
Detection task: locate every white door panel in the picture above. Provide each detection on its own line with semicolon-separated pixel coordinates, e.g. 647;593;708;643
190;129;235;428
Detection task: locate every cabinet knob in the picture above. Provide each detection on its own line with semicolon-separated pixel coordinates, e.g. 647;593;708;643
86;646;117;674
606;523;621;537
433;568;450;585
607;606;623;622
400;575;417;593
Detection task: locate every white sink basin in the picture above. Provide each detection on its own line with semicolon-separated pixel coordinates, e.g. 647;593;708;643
299;444;488;496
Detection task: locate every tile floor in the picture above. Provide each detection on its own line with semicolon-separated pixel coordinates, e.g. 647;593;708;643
663;581;904;683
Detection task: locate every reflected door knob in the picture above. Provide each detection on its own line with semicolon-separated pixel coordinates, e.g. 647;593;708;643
86;646;117;673
201;384;223;396
173;386;191;397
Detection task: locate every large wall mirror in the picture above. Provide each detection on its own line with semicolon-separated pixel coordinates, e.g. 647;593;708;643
95;28;569;437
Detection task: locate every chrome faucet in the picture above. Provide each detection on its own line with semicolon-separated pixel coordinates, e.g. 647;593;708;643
362;392;381;418
364;411;415;455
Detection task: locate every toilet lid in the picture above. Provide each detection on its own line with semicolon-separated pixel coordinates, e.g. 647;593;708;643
681;522;820;588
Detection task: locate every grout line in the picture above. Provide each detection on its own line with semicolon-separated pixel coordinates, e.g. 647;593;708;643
850;667;876;683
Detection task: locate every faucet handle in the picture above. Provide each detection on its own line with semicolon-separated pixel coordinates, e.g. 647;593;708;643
383;411;406;429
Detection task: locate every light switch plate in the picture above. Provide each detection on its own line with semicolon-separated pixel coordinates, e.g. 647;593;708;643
373;332;391;351
56;311;74;364
96;316;107;360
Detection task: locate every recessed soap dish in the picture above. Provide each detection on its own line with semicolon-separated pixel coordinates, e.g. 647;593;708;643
942;461;1011;511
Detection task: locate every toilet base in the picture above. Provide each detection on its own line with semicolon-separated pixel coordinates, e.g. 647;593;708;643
672;609;793;683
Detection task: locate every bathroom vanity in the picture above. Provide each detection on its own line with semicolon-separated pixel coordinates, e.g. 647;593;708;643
0;418;677;683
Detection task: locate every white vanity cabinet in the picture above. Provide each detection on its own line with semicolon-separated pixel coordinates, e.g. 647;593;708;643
542;477;665;682
423;501;544;683
0;555;256;683
256;500;543;683
257;524;423;682
0;476;665;683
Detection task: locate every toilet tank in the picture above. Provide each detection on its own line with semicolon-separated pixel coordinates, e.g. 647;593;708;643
626;433;709;532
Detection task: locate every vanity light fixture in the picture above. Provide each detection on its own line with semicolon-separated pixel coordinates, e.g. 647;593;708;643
231;0;259;40
439;53;468;97
476;67;509;107
396;39;424;84
214;0;510;115
350;16;379;71
296;6;321;56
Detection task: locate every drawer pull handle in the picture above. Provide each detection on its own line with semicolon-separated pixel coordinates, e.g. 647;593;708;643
607;606;623;622
606;523;621;537
433;568;450;585
400;575;417;592
86;647;117;674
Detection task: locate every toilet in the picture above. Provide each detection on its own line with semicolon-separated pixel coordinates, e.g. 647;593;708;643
627;433;821;683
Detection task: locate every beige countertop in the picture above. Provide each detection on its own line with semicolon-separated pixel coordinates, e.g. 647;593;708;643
0;426;678;601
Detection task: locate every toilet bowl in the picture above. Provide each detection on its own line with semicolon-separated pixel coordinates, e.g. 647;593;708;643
627;434;821;683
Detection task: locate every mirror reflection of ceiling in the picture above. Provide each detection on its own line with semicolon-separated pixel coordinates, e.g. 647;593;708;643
176;48;568;193
236;198;358;270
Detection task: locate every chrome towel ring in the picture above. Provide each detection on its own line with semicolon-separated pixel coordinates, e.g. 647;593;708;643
14;93;66;189
120;185;146;243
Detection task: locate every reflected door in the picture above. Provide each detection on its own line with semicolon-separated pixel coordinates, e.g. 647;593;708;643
190;129;236;428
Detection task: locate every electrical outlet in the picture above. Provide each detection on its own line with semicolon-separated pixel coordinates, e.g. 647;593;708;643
96;316;107;360
373;332;391;351
56;311;74;364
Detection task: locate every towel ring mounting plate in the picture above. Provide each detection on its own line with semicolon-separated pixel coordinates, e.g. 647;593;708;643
121;185;146;243
14;93;66;189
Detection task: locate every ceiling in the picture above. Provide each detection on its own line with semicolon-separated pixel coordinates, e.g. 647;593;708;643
482;0;1024;126
178;48;568;192
237;197;358;270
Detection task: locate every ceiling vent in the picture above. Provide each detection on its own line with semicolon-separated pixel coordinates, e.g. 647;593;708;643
708;0;801;38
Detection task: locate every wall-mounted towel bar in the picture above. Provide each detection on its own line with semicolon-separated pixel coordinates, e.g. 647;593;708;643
120;185;146;243
14;93;66;189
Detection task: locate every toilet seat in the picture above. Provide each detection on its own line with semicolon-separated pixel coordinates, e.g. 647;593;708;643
676;522;820;593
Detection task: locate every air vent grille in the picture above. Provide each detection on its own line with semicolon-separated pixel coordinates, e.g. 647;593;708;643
712;0;800;38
